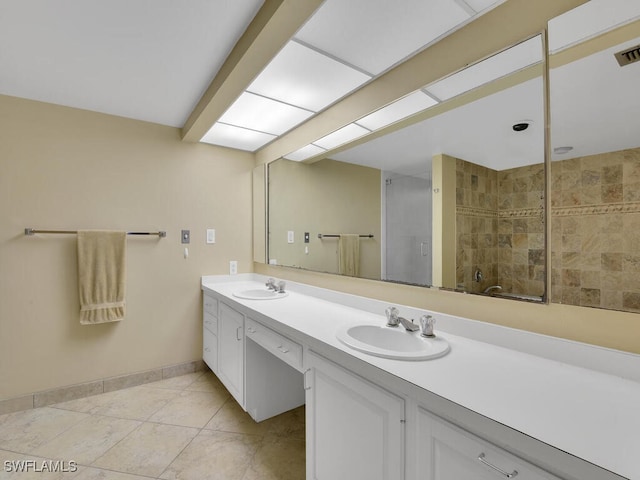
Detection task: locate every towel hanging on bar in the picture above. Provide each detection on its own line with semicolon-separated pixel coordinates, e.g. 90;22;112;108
77;230;127;325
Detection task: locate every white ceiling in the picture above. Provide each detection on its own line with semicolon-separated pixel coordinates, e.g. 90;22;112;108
0;0;263;127
328;1;640;175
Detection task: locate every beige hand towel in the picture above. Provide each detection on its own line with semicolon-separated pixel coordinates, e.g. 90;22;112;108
77;230;126;324
338;234;360;276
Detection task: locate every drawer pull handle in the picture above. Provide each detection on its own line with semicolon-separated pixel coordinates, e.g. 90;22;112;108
277;345;290;353
236;326;242;341
478;453;518;478
247;327;256;334
303;369;311;390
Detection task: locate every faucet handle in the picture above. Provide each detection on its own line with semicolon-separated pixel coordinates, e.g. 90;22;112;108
385;306;400;327
266;278;276;289
277;280;286;293
419;315;436;338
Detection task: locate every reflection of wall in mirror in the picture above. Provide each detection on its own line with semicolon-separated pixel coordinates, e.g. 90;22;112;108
550;147;640;312
268;159;381;279
454;157;545;296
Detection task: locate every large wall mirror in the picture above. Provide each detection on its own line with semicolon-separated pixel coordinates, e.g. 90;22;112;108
268;34;547;301
548;7;640;313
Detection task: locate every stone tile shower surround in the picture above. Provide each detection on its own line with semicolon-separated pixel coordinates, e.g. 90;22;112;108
456;159;545;296
550;147;640;312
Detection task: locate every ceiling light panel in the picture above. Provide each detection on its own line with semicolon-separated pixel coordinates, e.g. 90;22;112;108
219;92;314;135
200;123;276;151
295;0;471;75
284;144;327;162
356;91;438;130
247;41;371;112
313;123;371;150
426;35;542;101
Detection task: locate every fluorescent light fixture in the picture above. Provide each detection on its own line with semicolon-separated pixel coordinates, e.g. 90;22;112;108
219;92;314;135
284;144;327;162
356;91;438;130
313;123;370;150
463;0;502;12
200;122;276;151
247;41;371;112
426;36;543;101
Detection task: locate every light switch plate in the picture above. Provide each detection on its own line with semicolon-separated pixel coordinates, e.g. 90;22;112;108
229;260;238;275
287;231;294;243
206;229;215;244
181;230;190;244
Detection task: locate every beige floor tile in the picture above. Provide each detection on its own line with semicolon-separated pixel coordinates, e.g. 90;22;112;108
242;436;306;480
204;399;271;436
0;407;88;453
185;371;228;393
32;415;141;465
91;422;198;477
148;390;228;428
263;406;305;440
54;386;180;421
159;430;262;480
71;467;151;480
144;372;204;391
0;450;85;479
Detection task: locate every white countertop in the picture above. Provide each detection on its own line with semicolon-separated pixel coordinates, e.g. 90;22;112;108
202;274;640;480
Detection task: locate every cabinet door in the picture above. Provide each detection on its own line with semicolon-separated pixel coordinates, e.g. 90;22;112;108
218;303;245;406
306;351;405;480
417;408;560;480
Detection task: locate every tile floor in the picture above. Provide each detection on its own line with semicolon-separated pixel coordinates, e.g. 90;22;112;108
0;371;305;479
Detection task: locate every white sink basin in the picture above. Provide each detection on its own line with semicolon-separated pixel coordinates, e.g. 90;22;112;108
232;289;289;300
336;324;450;360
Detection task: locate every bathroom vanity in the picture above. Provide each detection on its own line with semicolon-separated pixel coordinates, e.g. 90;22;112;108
202;274;639;480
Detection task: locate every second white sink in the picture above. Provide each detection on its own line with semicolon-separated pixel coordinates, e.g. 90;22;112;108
233;289;289;300
336;324;450;360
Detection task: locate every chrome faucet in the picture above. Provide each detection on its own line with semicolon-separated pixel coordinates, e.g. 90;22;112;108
483;285;502;295
398;316;420;332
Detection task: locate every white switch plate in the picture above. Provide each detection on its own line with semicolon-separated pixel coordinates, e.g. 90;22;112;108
229;260;238;275
206;229;215;244
287;231;294;243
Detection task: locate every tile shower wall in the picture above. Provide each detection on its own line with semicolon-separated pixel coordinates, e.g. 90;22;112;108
456;159;545;296
550;147;640;312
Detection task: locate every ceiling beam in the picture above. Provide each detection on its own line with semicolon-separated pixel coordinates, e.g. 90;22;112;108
255;0;588;165
181;0;323;142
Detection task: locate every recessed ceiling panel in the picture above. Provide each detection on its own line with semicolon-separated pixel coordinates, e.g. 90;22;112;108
356;91;438;131
200;123;276;152
247;41;371;112
284;144;327;162
219;92;315;136
462;0;503;13
313;123;371;150
295;0;471;75
548;0;640;53
426;35;542;101
0;0;263;127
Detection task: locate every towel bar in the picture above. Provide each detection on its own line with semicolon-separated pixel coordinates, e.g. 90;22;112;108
317;234;374;239
25;228;166;238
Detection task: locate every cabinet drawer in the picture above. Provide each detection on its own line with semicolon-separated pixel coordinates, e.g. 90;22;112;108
203;312;218;334
246;317;303;372
203;295;218;316
203;326;218;372
419;409;560;480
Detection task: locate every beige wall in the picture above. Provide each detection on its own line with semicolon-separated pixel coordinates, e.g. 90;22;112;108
268;158;381;279
0;95;254;400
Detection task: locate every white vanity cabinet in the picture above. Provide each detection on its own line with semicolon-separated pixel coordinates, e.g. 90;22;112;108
416;408;561;480
305;350;405;480
202;294;218;373
217;302;245;406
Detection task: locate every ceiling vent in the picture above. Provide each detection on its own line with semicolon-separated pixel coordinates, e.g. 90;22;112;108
614;44;640;67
